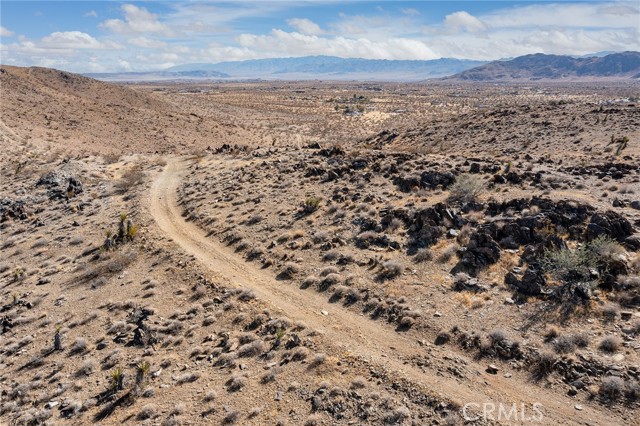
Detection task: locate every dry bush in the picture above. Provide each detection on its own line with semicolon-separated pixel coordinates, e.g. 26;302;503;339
598;336;621;353
380;260;404;279
447;174;485;204
116;167;145;194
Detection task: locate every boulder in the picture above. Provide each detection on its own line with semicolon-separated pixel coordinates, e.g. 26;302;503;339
586;211;633;242
451;231;501;276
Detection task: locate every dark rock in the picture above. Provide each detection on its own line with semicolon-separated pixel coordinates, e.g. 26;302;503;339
508;268;546;296
451;232;500;276
453;274;489;292
586;211;633;242
420;171;456;189
0;197;29;222
407;203;461;248
486;364;499;374
493;174;507;184
624;235;640;250
435;332;451;345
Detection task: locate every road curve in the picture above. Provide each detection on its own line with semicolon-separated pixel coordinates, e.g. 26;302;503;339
148;157;624;426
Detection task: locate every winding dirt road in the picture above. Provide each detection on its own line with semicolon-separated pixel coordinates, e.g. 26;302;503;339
149;157;624;426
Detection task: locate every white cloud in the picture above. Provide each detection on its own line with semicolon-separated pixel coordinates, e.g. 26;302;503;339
401;8;420;17
84;10;98;18
101;4;171;36
444;11;488;33
40;31;122;50
128;37;167;49
0;26;14;37
287;18;323;36
482;2;639;29
236;29;437;60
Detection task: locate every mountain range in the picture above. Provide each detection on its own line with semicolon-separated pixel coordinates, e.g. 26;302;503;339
448;51;640;81
85;52;639;82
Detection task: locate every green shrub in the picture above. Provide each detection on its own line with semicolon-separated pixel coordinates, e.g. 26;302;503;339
447;174;485;204
302;196;321;214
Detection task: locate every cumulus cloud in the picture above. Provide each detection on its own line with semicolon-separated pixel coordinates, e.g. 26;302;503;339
236;29;437;60
101;4;171;35
444;11;488;33
40;31;122;50
287;18;323;35
84;10;98;18
1;26;15;37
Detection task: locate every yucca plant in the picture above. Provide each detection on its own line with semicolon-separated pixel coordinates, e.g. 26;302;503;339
135;361;151;387
109;367;125;392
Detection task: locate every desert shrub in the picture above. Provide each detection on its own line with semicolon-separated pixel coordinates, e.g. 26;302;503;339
544;325;560;341
320;266;339;277
488;329;508;344
626;380;640;401
226;375;246;392
238;289;256;301
319;273;340;290
278;262;300;279
69;338;87;355
310;353;327;367
413;248;433;263
447;174;485;204
246;214;263;225
238;340;263;357
350;377;367;390
203;391;217;402
599;376;625;400
572;332;590;348
383;406;411;424
541;245;597;284
601;303;619;321
138;404;159;420
553;334;576;354
588;236;625;263
223;409;239;424
386;218;403;232
533;351;556;379
598;336;621;353
302;196;321;214
380;260;404;279
116;167;145;194
437;244;459;263
176;372;200;384
399;316;415;329
292;347;310;361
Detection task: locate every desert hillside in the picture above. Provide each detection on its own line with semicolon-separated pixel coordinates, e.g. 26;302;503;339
0;66;261;154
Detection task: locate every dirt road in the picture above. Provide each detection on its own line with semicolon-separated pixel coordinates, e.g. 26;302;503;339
149;157;625;426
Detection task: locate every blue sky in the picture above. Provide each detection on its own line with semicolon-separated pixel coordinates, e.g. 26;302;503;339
1;1;638;72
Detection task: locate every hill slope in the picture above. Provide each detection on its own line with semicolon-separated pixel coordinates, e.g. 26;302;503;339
449;52;640;81
0;66;232;154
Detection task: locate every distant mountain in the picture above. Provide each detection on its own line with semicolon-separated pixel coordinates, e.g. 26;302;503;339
85;69;230;82
88;56;487;82
448;52;640;81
